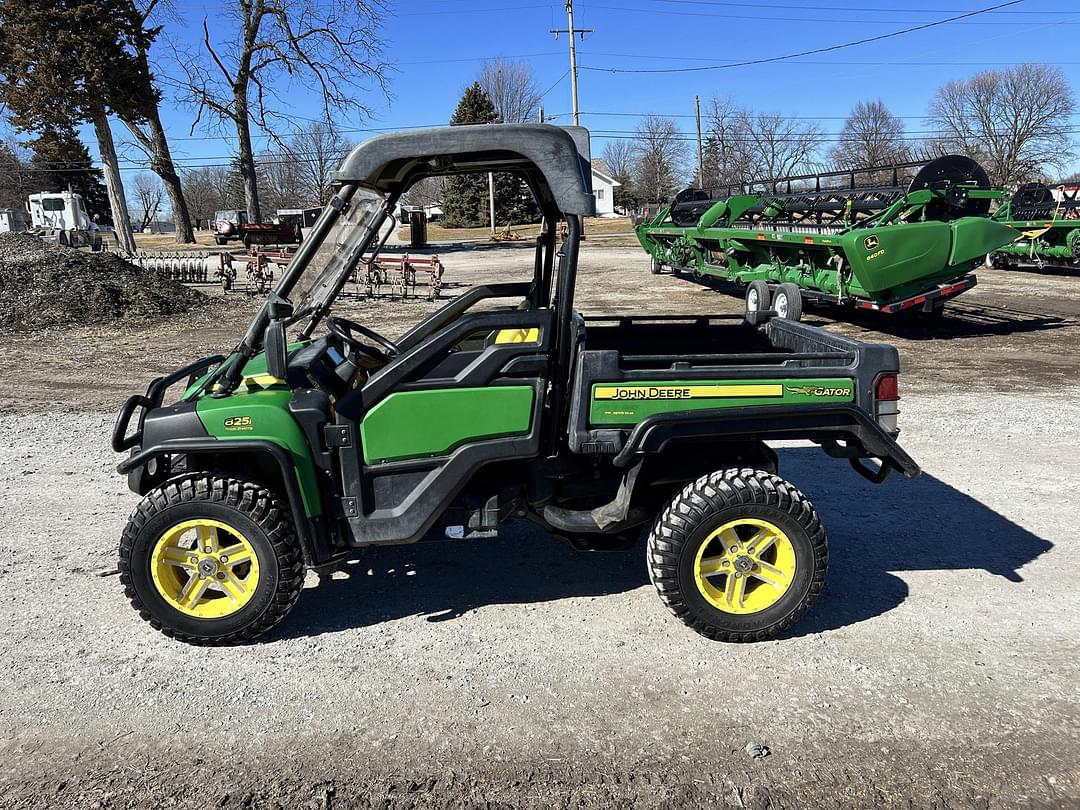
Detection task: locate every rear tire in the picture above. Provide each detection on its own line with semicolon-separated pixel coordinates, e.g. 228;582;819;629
647;468;827;642
118;474;305;645
745;281;770;314
772;282;803;321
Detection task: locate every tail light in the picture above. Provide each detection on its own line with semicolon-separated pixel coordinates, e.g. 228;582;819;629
874;372;899;434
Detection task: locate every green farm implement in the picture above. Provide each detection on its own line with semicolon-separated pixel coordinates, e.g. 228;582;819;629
637;156;1018;319
987;183;1080;269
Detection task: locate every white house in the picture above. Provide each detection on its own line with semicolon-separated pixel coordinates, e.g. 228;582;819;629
590;160;622;217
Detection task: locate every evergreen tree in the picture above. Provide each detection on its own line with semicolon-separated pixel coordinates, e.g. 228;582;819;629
26;128;112;224
440;83;540;228
224;158;248;211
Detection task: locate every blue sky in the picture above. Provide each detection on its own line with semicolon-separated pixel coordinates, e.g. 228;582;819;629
67;0;1080;182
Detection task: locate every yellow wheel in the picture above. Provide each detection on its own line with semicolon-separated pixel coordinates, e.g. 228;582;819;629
150;519;261;619
648;468;827;642
692;518;796;615
120;475;304;645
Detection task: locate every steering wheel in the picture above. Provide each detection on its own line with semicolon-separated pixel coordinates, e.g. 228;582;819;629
326;316;400;365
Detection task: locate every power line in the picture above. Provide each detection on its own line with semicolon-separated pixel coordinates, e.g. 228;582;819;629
626;0;1076;12
580;0;1025;74
581;3;1071;24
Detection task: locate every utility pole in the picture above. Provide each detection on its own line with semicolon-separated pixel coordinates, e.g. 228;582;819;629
488;172;496;238
695;95;704;189
550;0;592;126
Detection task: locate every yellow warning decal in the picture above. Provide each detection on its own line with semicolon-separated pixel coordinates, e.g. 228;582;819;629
494;327;540;344
594;384;783;401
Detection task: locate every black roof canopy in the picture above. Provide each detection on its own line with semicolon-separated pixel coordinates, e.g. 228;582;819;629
333;124;596;218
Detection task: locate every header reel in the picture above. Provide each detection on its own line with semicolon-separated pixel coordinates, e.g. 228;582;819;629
667;154;995;232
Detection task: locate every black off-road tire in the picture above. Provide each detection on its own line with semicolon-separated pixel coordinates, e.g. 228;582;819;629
118;474;305;645
647;468;827;642
772;282;803;321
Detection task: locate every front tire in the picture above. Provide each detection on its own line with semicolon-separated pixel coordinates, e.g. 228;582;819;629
119;474;305;645
647;469;827;642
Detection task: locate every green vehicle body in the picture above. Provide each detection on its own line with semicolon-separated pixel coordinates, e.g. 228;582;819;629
111;124;922;643
636;184;1017;313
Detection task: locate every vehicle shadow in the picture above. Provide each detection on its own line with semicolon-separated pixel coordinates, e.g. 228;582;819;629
683;275;1071;339
775;447;1052;638
269;447;1051;641
998;263;1080;279
817;301;1072;341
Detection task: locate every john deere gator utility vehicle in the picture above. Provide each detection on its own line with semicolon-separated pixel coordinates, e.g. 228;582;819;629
113;124;919;645
637;156;1018;319
987;182;1080;269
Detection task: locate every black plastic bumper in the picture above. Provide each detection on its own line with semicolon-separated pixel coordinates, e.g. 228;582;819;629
111;355;224;452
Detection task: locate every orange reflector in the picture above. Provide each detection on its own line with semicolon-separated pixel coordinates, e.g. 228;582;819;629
803;237;814;244
756;233;766;240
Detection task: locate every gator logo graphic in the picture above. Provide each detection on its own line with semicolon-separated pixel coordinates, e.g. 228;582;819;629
786;385;852;397
863;235;879;251
223;415;254;431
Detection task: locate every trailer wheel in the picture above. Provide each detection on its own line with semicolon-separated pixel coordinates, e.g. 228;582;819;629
119;474;305;645
772;283;803;321
650;257;663;274
647;468;827;642
745;281;770;314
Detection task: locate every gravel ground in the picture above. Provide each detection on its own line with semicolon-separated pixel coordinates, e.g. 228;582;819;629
1;240;1078;807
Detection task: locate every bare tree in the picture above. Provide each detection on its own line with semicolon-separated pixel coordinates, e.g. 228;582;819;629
181;165;229;229
701;96;755;187
736;110;823;181
258;150;307;213
181;0;390;221
830;99;909;170
403;176;444;210
112;0;196;243
0;139;29;210
478;57;542;123
632;116;691;205
131;172;165;231
927;63;1076;185
601;138;637;211
287;121;350;205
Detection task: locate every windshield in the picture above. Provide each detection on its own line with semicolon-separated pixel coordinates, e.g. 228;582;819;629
293;186;386;317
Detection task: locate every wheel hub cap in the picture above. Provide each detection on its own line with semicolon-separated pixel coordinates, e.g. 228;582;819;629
693;518;797;615
150;519;260;619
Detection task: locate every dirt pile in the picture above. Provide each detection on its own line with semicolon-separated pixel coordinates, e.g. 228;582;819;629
0;233;206;330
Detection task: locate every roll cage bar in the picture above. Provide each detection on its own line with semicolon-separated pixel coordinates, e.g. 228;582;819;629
208;124;595;397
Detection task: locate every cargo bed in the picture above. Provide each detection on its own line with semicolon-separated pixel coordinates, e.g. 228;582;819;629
568;313;919;480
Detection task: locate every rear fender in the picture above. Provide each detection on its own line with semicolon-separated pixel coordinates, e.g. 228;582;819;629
611;404;920;480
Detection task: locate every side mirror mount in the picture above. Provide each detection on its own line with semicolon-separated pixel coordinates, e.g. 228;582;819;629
264;294;294;381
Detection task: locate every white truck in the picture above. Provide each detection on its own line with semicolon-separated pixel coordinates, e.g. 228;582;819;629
27;190;102;250
0;208;27;233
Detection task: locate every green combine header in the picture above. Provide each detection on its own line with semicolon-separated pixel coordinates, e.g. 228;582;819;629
636;156;1018;319
987;183;1080;268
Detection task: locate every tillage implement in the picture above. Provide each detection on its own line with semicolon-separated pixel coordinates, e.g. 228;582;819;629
637;156;1018;318
112;124;919;645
